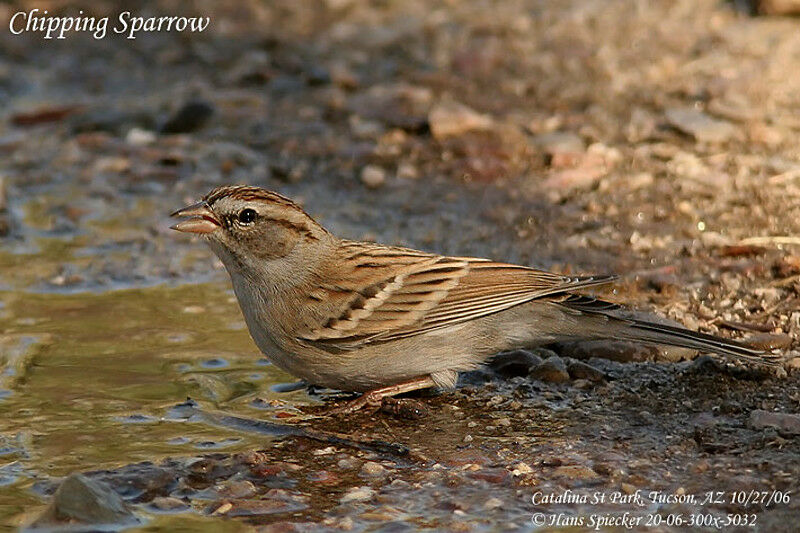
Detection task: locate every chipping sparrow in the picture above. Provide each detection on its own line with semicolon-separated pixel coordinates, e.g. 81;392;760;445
171;185;773;412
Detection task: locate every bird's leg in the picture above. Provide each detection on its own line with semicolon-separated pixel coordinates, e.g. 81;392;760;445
329;376;437;415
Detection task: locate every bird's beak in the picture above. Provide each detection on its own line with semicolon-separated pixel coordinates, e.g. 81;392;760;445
170;201;220;234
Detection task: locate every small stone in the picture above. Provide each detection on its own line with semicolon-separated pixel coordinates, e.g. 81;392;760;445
336;457;359;470
566;359;607;382
125;127;156;146
215;479;257;499
484;497;503;510
312;446;337;456
490;350;543;377
787;357;800;370
621;482;637;494
744;333;793;351
532;131;585;154
397;162;420;180
495;417;512;427
749;410;800;435
529;356;570;383
31;474;137;527
428;101;493;139
161;100;214;134
360;165;386;189
151;497;188;512
543;152;609;192
511;462;533;476
359;461;387;477
340;486;375;503
665;107;737;143
463;434;474;443
553;465;600;480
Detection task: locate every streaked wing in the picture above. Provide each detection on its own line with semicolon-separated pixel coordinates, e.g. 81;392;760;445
297;242;616;351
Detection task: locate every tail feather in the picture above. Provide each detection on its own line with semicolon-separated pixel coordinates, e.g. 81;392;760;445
555;297;780;365
624;320;774;364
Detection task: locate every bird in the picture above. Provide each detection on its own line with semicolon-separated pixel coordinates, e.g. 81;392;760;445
171;185;775;413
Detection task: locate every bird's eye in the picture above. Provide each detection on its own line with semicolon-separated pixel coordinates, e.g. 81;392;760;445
238;208;257;224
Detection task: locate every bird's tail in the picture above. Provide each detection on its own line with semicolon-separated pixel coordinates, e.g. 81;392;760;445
620;318;774;364
555;295;780;365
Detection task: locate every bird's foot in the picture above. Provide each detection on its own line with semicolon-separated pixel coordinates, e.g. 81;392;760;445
327;376;436;415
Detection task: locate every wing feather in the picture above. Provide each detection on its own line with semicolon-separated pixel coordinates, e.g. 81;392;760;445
297;242;616;350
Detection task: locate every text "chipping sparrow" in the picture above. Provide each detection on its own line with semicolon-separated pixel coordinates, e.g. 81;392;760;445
171;185;773;412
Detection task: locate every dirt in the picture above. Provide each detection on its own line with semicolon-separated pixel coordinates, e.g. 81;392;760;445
1;0;799;531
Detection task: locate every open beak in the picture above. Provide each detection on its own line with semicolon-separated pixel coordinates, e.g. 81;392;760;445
170;201;220;234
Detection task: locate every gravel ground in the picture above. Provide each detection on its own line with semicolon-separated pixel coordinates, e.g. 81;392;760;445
1;0;799;530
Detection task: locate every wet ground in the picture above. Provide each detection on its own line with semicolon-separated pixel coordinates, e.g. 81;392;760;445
1;0;800;530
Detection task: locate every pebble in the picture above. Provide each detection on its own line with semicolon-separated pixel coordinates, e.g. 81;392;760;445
553;465;600;480
532;131;585;154
31;474;137;527
428;101;493;139
484;497;503;510
511;462;533;476
337;457;360;470
312;446;337;456
125;128;156;146
744;333;793;351
160;100;214;134
529;356;570;383
489;350;543;377
359;461;387;477
748;410;800;435
150;496;188;512
396;161;420;180
340;486;376;503
665;107;737;143
566;359;607;382
360;165;386;189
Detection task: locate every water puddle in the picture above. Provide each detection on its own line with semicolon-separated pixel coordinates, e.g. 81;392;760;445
0;283;315;528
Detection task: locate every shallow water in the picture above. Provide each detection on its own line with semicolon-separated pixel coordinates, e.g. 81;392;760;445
0;282;314;529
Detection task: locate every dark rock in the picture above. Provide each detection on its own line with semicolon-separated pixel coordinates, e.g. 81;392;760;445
31;473;137;528
160;101;214;134
683;354;724;374
489;350;543;377
529;356;570;383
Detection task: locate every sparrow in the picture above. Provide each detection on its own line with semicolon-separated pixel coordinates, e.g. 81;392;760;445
171;185;773;412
